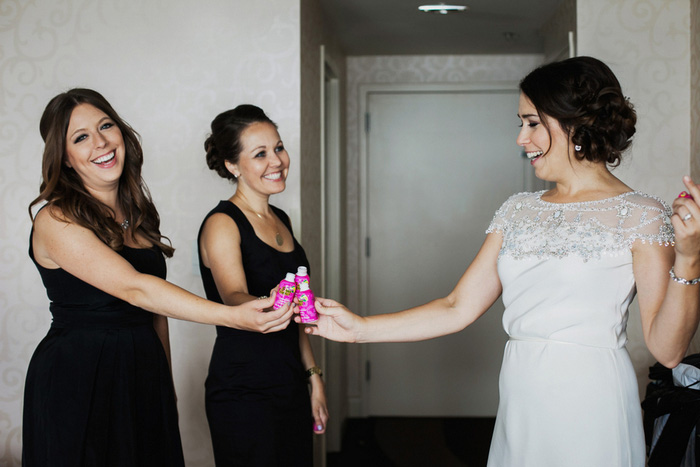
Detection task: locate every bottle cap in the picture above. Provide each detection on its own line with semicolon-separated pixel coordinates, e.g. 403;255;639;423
299;282;310;291
296;266;308;275
285;272;296;282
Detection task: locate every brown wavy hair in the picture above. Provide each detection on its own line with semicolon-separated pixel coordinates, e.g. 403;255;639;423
29;88;174;257
520;56;637;167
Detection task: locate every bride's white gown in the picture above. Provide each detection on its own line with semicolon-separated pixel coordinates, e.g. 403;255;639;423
485;190;674;467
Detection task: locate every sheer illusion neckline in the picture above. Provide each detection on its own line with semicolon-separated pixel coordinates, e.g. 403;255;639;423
536;190;639;207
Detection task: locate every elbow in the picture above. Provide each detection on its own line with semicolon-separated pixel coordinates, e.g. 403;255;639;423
658;355;683;369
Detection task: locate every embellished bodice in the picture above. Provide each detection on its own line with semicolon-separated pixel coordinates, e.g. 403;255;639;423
486;190;674;348
487;190;673;262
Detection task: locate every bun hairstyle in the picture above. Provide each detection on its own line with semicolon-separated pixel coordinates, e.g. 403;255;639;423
204;104;277;181
519;56;637;167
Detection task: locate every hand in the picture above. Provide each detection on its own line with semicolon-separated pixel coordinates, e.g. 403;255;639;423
310;381;329;435
229;291;294;333
297;297;363;343
672;176;700;261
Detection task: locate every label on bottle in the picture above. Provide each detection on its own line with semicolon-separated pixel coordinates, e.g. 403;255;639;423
273;282;296;310
298;290;318;323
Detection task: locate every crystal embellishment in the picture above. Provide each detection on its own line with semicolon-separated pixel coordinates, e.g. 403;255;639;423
486;191;674;262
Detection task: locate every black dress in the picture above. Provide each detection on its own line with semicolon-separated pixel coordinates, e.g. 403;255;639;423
198;201;312;467
23;232;184;467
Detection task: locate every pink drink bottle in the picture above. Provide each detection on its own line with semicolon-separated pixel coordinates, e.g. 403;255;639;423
273;273;296;310
294;266;310;299
297;282;318;323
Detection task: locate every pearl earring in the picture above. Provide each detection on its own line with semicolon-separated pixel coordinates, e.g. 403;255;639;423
574;145;582;152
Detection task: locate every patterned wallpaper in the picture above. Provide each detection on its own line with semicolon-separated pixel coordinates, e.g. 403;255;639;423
0;1;301;465
577;0;696;398
692;0;700;180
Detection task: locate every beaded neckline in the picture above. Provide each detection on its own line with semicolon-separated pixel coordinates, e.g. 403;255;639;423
535;190;639;207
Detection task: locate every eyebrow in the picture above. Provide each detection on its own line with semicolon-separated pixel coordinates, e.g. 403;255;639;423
517;113;539;119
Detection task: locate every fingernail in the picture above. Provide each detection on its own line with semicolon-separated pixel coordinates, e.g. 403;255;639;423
679;191;694;200
315;424;323;431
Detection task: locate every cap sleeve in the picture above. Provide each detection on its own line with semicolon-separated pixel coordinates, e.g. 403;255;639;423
624;194;674;248
486;192;527;235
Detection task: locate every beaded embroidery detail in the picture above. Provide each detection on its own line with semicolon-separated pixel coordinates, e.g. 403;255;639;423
486;191;674;262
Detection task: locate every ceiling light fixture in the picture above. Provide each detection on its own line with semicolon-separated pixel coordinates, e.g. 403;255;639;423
418;4;468;15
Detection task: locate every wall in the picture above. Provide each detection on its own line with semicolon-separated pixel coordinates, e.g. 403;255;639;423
300;0;348;456
541;0;577;61
0;1;301;465
577;0;697;397
344;54;545;414
692;0;700;180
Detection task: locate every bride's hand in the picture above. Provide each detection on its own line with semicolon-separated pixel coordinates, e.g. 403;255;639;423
672;176;700;260
296;297;364;343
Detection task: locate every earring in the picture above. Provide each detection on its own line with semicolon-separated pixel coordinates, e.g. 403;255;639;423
574;145;582;152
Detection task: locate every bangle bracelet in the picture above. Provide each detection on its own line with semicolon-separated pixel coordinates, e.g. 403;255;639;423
306;366;323;378
669;267;700;285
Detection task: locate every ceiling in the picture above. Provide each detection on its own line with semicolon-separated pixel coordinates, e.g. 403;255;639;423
320;0;566;55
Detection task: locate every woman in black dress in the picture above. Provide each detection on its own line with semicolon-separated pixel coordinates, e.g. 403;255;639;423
198;105;328;466
24;89;294;466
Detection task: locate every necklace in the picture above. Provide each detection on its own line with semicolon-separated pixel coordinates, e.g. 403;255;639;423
236;198;283;246
120;219;129;230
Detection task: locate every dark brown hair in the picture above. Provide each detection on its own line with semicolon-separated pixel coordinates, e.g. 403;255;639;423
520;56;637;167
204;104;276;181
29;88;174;257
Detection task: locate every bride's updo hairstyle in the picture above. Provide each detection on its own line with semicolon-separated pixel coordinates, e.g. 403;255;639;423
204;104;277;182
519;56;636;167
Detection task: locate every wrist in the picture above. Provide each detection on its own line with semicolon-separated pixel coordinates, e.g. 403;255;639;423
672;256;700;281
670;266;700;285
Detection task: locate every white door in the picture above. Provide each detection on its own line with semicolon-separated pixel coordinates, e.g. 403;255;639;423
363;86;528;416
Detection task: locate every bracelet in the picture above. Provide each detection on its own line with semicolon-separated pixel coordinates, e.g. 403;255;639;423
306;366;323;378
669;267;700;285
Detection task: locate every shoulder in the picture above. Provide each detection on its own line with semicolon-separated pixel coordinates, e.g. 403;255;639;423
494;190;542;213
201;211;241;238
623;191;672;214
33;204;72;236
486;191;542;234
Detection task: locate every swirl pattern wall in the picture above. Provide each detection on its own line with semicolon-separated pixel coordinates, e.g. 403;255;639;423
0;1;301;465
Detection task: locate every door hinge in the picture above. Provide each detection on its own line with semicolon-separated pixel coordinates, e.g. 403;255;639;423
365;237;370;257
365;360;371;381
365;112;370;133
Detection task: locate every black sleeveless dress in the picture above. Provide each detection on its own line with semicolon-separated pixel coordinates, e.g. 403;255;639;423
198;201;312;467
23;232;184;467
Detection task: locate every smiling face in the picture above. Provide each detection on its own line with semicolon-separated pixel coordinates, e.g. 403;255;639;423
227;121;289;196
516;93;573;182
64;103;125;194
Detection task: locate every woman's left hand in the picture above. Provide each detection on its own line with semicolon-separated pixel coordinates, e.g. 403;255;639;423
672;176;700;261
310;381;329;435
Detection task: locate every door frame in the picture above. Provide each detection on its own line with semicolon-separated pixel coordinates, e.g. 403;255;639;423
358;82;520;416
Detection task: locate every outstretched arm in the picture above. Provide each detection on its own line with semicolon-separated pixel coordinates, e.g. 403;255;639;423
636;176;700;367
304;232;503;343
33;207;292;332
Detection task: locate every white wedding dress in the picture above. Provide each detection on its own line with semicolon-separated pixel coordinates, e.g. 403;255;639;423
485;190;674;467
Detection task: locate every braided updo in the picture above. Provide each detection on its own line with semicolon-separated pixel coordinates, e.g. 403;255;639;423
204;104;277;181
519;56;636;167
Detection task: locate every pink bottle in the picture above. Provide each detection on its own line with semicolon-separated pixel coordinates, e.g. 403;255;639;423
273;273;297;310
297;282;318;323
294;266;310;299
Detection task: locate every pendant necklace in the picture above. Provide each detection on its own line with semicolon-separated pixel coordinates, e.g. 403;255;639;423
238;198;283;246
